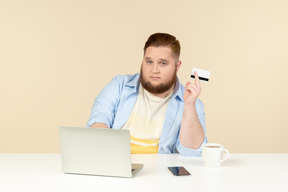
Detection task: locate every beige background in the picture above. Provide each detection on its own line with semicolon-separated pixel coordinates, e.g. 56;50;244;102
0;0;287;153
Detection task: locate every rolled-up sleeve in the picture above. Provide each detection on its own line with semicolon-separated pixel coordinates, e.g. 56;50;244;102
176;137;207;157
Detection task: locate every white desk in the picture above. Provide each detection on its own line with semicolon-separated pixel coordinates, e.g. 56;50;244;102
0;154;287;192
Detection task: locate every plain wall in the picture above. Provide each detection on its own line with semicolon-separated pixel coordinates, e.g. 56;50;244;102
0;0;287;153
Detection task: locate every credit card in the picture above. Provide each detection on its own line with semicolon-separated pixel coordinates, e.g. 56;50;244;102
191;68;211;82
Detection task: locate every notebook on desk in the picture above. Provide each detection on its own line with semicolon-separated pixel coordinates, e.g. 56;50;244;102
59;126;143;178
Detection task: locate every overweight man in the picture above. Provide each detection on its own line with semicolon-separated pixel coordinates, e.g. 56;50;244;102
87;33;207;156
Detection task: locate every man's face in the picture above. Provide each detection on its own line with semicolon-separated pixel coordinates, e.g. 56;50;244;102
140;46;181;97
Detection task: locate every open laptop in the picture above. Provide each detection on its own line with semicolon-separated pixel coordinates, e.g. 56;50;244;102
59;126;143;178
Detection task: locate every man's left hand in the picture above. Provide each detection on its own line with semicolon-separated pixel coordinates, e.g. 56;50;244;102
183;71;201;105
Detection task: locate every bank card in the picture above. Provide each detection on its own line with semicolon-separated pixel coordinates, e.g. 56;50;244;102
191;68;211;82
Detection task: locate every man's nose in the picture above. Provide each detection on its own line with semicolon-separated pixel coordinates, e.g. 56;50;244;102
152;63;159;73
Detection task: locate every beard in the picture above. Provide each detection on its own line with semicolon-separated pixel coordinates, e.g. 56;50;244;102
140;66;177;95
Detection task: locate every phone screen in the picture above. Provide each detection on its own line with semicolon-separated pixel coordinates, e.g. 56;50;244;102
168;167;191;176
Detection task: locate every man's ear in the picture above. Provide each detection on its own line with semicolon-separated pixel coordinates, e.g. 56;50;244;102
176;60;182;72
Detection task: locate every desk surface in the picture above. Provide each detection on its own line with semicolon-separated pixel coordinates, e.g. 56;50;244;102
0;153;288;192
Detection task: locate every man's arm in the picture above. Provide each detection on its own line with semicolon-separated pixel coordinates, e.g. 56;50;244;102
90;123;109;128
179;72;205;149
87;76;123;128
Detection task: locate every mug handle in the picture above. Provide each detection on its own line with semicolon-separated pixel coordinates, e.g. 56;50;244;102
221;149;230;162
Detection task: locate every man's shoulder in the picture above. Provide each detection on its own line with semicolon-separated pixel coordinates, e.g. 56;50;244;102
111;73;140;86
195;99;204;108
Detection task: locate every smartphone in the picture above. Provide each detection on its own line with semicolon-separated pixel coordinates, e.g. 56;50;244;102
168;166;191;176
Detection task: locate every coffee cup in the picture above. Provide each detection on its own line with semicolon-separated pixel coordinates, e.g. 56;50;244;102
202;143;230;167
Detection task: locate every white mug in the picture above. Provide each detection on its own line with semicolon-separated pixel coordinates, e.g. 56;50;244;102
202;143;230;167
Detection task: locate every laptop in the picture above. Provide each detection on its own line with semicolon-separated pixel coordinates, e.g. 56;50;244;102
59;126;143;177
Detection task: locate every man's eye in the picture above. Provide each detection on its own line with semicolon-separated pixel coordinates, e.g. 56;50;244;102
161;62;167;66
147;61;153;64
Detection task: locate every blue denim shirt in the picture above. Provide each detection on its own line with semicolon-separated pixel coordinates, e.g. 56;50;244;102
87;73;207;157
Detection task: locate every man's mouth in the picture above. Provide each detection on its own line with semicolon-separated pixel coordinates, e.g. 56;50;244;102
150;76;160;80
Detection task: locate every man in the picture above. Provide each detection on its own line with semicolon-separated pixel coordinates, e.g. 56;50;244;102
87;33;207;157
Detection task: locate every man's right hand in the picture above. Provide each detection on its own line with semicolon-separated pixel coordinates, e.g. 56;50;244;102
90;123;109;128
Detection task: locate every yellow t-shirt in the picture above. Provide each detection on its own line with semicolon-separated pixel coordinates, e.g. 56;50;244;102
122;85;173;154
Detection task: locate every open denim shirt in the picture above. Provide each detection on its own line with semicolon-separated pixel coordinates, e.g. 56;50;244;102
87;73;207;157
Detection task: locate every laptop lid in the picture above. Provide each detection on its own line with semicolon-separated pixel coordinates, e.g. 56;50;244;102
59;126;142;177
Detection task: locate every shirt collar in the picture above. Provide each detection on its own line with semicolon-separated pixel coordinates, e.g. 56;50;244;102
172;77;184;103
124;73;140;95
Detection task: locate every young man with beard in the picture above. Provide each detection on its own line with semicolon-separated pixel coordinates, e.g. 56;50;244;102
87;33;207;156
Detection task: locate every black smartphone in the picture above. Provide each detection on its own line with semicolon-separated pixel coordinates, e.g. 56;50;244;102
168;166;191;176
